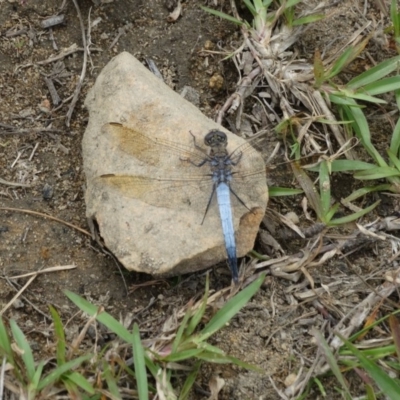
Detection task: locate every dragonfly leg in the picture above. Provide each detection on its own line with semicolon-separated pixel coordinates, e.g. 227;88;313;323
201;183;217;225
228;150;243;166
229;185;252;212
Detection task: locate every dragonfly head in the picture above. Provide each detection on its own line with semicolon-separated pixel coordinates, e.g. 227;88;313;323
204;130;228;151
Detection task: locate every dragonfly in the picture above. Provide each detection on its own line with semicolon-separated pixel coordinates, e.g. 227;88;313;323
100;122;268;284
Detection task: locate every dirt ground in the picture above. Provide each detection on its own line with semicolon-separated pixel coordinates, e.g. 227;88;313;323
1;0;399;399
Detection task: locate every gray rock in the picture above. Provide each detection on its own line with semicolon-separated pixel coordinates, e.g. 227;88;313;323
82;52;268;279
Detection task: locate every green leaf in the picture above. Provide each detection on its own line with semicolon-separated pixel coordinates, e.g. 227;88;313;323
103;364;121;398
319;160;331;218
338;334;400;398
196;351;262;371
200;6;244;26
198;274;265;341
313;331;352;398
37;355;92;390
326;46;356;79
390;116;400;155
285;0;303;8
341;101;388;166
243;0;257;17
347;55;400;89
292;14;324;26
313;49;325;88
344;92;387;104
354;166;400;180
362;76;400;95
162;348;204;362
178;361;201;400
387;149;400;171
133;323;149;400
10;320;35;381
31;361;44;389
329;93;365;106
329;200;380;225
391;0;400;37
342;184;392;202
269;187;303;196
306;159;376;173
186;276;209;337
290;161;323;220
0;317;14;363
172;304;193;354
49;305;66;365
64;291;133;343
65;371;96;395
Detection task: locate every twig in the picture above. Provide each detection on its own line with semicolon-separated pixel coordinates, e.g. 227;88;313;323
1;273;36;316
36;43;79;65
44;76;61;105
28;143;39;161
0;178;30;188
1;265;76;316
0;207;91;236
65;1;88;127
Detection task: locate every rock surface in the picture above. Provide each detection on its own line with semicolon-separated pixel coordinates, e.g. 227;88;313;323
82;52;268;279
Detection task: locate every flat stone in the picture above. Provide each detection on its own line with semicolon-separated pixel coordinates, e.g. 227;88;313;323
82;52;268;279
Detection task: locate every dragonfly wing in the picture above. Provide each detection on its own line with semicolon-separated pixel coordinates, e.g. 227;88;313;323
229;142;268;212
103;122;208;168
100;174;215;213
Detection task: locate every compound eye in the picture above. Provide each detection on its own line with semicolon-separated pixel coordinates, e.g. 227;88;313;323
204;130;227;147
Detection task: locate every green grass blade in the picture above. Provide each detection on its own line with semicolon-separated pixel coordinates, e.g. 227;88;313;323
172;305;193;354
200;6;243;26
163;348;204;362
132;323;148;400
390;117;400;155
338;334;400;398
37;354;92;390
292;14;324;26
10;320;35;381
285;0;303;8
325;203;340;224
198;274;265;341
31;361;44;389
290;162;323;220
66;371;96;395
391;0;400;37
347;55;400;89
326;46;357;79
0;317;14;364
242;0;257;16
49;305;66;365
341;102;388;166
387;149;400;171
186;276;209;337
313;330;352;399
319;160;331;219
178;361;201;400
102;362;121;398
362;76;400;95
64;291;133;343
343;92;387;104
354;166;400;180
306;159;376;172
342;184;392;202
329;93;365;106
196;351;262;371
269;187;303;196
329;200;380;225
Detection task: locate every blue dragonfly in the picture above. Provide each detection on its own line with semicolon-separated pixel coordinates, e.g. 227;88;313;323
100;123;268;284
